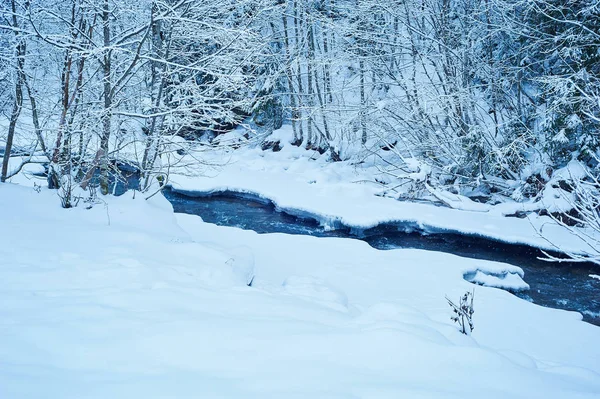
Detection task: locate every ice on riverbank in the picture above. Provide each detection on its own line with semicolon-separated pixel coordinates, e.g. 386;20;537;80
465;270;530;292
169;127;600;259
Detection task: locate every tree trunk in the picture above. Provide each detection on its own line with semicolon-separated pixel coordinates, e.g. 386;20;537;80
293;0;305;145
309;24;331;145
1;0;26;183
99;0;112;195
282;7;300;143
23;78;46;155
305;7;314;147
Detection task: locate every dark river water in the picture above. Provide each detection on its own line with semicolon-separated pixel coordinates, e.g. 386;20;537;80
162;187;600;326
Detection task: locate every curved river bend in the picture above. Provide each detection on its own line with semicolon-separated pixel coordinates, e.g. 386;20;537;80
162;187;600;326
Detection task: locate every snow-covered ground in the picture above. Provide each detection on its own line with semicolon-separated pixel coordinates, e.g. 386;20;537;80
1;182;600;398
169;127;599;258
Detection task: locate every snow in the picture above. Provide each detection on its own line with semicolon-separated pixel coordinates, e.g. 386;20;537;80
169;127;600;257
1;182;600;398
466;270;530;292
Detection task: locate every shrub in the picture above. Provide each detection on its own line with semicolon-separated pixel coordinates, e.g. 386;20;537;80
446;290;475;335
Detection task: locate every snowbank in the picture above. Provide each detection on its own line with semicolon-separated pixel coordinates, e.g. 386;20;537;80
170;136;600;257
465;270;530;292
1;183;599;398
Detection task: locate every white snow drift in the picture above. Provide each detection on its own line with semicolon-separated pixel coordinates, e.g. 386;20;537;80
0;183;599;398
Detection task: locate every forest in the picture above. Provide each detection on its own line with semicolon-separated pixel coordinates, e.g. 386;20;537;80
1;0;598;198
2;1;600;397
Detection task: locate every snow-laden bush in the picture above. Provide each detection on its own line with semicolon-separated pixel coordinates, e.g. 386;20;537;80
57;174;81;209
